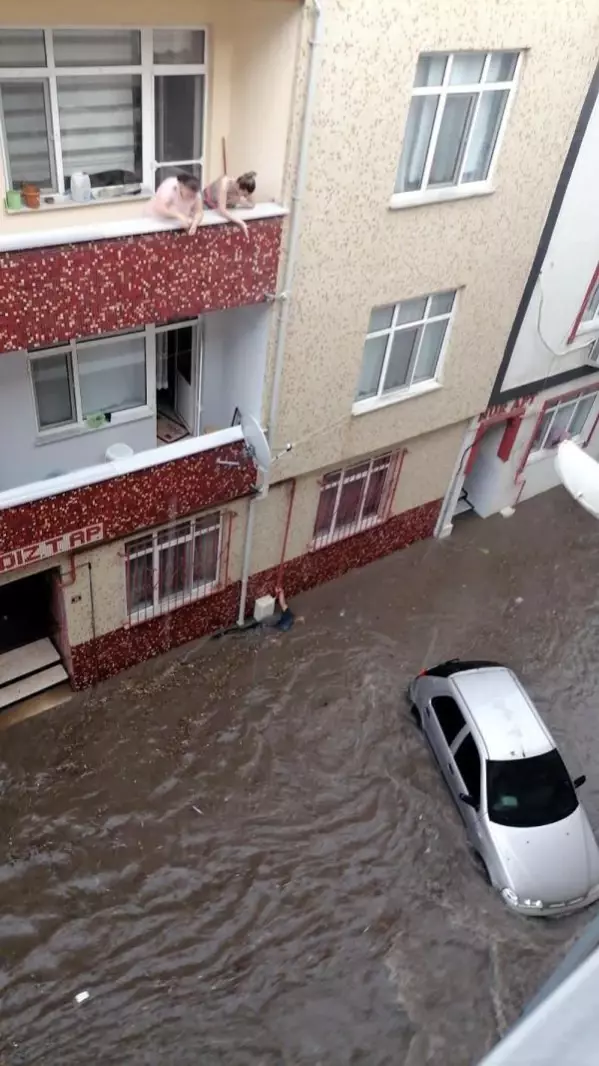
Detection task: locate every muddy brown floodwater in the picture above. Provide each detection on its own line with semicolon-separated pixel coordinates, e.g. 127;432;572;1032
2;490;599;1065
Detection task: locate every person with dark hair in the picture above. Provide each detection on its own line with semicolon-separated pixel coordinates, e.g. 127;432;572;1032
202;172;257;238
149;171;204;235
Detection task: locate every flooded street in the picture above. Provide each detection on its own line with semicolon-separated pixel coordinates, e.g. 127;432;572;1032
2;489;599;1065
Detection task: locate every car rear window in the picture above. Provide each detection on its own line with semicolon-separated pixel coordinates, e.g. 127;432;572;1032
486;750;578;828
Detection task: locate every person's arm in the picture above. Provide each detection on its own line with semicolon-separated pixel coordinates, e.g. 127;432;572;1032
217;178;248;238
188;195;204;236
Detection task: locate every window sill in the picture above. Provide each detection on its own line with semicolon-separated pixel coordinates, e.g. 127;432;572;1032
389;182;495;211
352;379;442;417
0;202;289;253
310;516;382;551
128;581;219;625
6;189;153;215
34;405;153;447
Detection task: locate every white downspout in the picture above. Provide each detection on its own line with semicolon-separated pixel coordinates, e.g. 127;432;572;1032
237;0;324;627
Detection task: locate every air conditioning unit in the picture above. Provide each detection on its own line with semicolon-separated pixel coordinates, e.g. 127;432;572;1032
585;337;599;368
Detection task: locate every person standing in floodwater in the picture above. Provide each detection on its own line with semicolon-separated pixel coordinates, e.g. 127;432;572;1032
202;172;257;238
148;172;204;235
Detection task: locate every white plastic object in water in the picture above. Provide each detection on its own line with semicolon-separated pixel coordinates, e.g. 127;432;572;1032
254;595;275;622
555;440;599;520
105;443;134;462
70;172;91;203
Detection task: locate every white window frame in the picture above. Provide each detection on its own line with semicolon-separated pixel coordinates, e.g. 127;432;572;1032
391;50;522;210
353;291;456;416
126;512;222;623
312;454;393;548
527;390;599;459
28;328;153;436
0;26;208;203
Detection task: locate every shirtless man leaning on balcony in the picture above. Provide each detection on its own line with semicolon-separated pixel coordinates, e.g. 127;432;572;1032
148;172;204;235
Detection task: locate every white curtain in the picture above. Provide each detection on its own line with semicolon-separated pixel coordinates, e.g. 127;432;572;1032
156;334;169;391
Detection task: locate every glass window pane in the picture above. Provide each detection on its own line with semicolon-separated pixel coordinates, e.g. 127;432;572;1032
429;93;476;186
128;552;154;611
153;29;205;64
53;29;141;66
155;74;205;165
395;95;438;193
363;466;388;518
569;395;596;438
486;51;518;82
413;320;447;382
397;297;427;325
449;53;486;85
0;80;55;189
414;54;447;87
368;306;394;333
583;282;599;322
193;526;219;586
383;328;419;392
58;75;142;186
547;403;577;447
461;89;508;183
159;542;189;600
0;30;46;67
31;353;75;429
155;163;202;190
430;291;455;316
336;476;366;529
77;334;146;417
314;484;337;537
356;336;387;400
530;411;553;452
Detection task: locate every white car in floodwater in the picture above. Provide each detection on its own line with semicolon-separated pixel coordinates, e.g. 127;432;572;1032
408;659;599;917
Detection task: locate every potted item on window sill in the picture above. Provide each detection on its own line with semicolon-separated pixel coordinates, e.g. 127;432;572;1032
22;183;40;209
5;189;21;210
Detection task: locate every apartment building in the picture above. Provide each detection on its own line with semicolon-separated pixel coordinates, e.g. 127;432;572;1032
0;1;597;707
437;61;599;532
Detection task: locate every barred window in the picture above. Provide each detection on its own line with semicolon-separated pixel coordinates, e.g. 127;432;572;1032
313;454;396;546
126;512;221;622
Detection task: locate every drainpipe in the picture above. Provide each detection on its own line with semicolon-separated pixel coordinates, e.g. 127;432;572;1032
237;0;324;627
267;0;324;443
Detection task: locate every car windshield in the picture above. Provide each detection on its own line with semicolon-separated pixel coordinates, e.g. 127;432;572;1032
486;750;578;828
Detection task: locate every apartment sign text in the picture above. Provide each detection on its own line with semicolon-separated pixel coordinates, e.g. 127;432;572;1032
0;523;104;575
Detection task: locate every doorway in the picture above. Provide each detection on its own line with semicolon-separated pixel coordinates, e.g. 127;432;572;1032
156;321;202;445
0;568;70;712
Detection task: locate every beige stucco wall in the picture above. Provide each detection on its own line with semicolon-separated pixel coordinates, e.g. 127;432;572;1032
0;1;302;234
267;0;599;483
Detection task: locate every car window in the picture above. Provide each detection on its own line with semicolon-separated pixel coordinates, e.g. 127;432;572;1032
486;750;578;828
454;732;481;805
430;696;466;746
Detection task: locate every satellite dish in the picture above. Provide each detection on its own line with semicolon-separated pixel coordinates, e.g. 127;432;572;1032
241;413;272;475
555;440;599;520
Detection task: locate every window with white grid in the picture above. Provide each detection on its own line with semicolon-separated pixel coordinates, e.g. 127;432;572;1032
126;513;221;622
29;331;148;432
0;28;206;197
395;51;520;198
529;392;599;455
313;455;393;546
356;291;456;404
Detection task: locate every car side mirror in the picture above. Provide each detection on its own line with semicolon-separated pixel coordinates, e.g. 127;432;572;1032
459;792;477;809
574;775;587;789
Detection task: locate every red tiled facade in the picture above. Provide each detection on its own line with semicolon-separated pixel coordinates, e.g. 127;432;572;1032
0;439;257;555
0;217;283;351
70;498;442;688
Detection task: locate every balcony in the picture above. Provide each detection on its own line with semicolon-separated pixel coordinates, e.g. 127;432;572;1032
0;12;301;238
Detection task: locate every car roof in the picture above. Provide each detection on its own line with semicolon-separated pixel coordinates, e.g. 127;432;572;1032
450;667;552;761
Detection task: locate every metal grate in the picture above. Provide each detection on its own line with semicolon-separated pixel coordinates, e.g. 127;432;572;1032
125;510;232;624
312;450;405;549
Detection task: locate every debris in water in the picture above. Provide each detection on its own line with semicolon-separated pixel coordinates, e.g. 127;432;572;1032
479;548;490;555
515;597;524;605
500;506;516;518
75;991;90;1004
192;805;204;815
